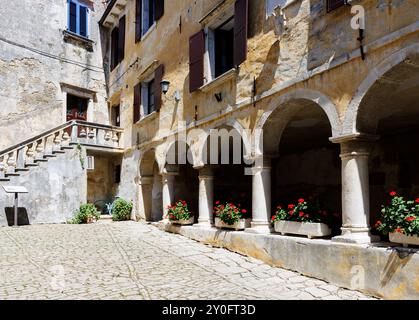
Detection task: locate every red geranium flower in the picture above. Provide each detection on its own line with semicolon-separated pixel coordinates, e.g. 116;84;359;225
215;201;220;205
415;198;419;204
406;216;416;222
271;216;276;222
374;221;382;228
395;227;403;234
298;198;305;204
289;211;294;216
299;211;305;217
241;209;247;214
288;204;295;209
390;191;397;197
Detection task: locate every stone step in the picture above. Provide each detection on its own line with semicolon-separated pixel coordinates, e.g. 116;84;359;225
0;178;10;182
43;154;56;159
61;146;73;150
25;163;39;167
52;150;66;154
15;167;30;172
5;172;20;177
34;158;48;163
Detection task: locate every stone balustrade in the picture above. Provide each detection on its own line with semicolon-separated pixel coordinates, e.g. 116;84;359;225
0;120;124;179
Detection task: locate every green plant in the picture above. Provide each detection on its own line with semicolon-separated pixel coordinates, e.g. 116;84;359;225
111;198;133;221
69;204;101;224
166;200;192;221
214;202;247;226
271;198;323;224
76;143;85;170
375;192;419;237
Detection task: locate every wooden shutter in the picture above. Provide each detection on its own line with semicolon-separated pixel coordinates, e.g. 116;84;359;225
111;27;119;70
154;64;164;112
234;0;248;67
189;30;205;93
79;6;88;37
69;1;77;33
118;16;126;63
135;0;142;42
133;83;142;123
155;0;165;21
327;0;345;12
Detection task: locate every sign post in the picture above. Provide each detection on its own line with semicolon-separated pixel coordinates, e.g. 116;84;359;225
2;186;28;227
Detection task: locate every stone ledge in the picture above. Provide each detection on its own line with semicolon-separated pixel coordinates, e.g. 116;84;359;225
153;222;419;300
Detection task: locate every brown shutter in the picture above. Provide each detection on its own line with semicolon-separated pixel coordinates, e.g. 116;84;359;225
155;0;164;21
234;0;248;67
327;0;345;12
110;27;119;70
118;16;126;63
135;0;142;42
133;83;141;123
154;64;164;112
189;30;205;93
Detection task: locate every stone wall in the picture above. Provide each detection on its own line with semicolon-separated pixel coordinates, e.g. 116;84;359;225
0;0;109;150
0;147;87;226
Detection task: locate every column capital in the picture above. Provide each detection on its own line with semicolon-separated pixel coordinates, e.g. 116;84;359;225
198;166;214;177
139;176;154;185
331;133;379;159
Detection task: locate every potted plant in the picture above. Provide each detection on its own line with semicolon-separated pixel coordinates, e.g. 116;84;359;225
167;200;195;225
375;192;419;247
111;198;133;221
69;204;101;224
272;198;331;239
214;201;250;231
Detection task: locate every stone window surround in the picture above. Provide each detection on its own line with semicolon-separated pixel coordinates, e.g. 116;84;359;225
60;83;97;123
201;2;236;87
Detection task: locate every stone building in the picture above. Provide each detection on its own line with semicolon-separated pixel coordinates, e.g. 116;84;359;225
0;0;123;223
1;0;419;299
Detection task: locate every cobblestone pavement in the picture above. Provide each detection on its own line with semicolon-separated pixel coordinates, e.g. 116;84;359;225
0;222;376;300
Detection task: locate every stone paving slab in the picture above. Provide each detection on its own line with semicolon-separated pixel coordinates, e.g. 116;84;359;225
0;222;377;300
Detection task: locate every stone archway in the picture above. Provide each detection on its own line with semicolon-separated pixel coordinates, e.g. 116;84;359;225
256;91;342;236
341;47;419;236
139;149;162;221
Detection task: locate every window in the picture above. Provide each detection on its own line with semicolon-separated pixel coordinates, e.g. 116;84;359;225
135;0;165;42
110;16;126;70
67;0;89;37
86;156;95;170
189;0;248;92
111;105;120;127
133;64;164;123
326;0;346;12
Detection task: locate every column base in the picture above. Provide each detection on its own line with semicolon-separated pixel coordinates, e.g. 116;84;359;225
193;222;214;229
332;228;380;244
245;222;273;235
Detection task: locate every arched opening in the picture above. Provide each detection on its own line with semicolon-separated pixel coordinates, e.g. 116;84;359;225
200;125;252;221
139;149;162;221
263;98;342;235
354;53;419;233
164;141;199;220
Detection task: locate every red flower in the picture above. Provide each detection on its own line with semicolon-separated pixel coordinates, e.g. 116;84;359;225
298;198;305;204
406;216;416;223
299;212;305;217
390;191;397;197
374;221;382;228
288;204;295;209
415;198;419;204
241;209;247;214
271;216;276;222
215;201;220;205
395;227;403;234
289;211;294;216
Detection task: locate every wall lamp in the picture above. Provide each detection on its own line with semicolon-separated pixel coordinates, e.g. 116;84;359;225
161;80;181;102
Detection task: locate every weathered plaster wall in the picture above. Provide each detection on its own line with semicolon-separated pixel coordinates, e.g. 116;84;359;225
0;0;109;150
0;148;87;226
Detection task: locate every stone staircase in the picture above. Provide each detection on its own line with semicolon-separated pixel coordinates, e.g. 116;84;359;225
0;120;124;182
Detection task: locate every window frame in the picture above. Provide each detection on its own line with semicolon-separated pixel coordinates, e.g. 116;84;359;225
142;0;156;36
141;78;157;117
67;0;89;38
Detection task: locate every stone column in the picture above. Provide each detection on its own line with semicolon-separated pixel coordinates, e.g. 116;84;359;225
139;176;154;221
195;166;214;228
332;138;379;244
247;157;272;234
161;171;177;221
